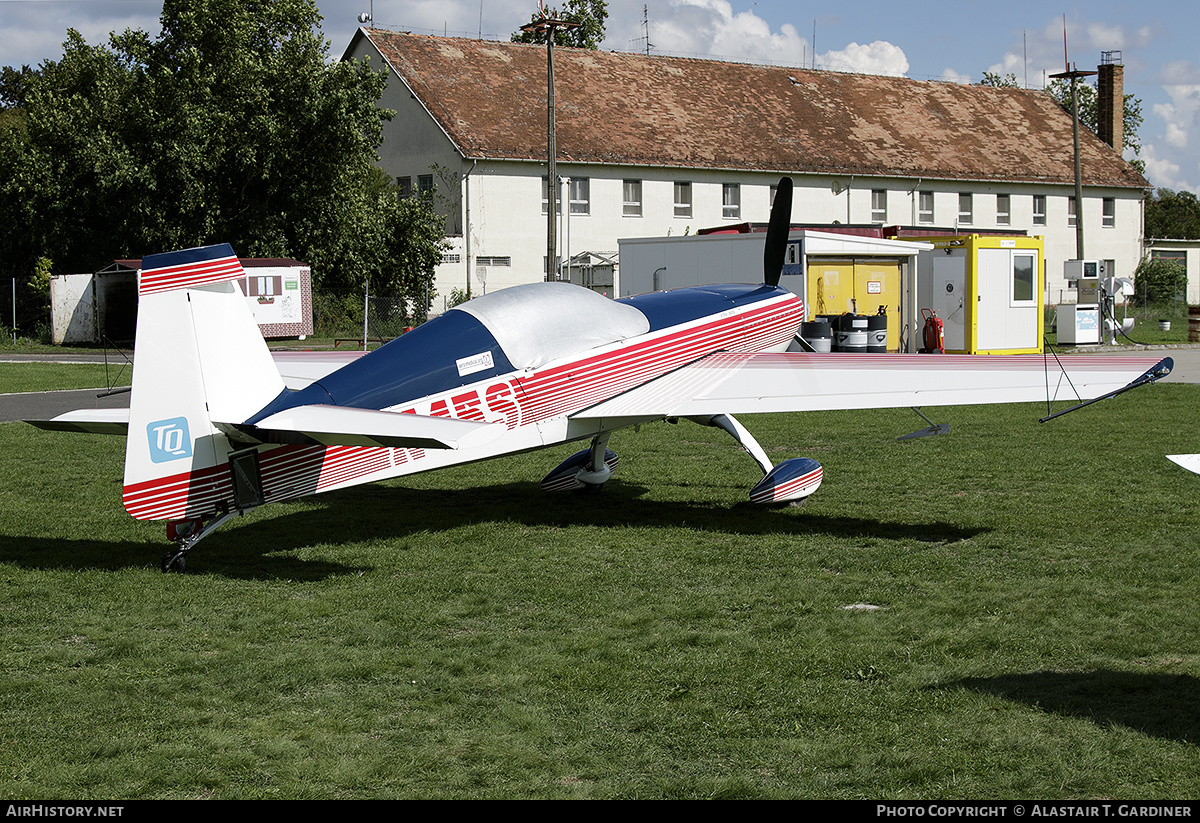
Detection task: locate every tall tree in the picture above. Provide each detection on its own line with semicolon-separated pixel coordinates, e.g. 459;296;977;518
1046;77;1144;173
511;0;608;49
0;0;442;307
1145;188;1200;239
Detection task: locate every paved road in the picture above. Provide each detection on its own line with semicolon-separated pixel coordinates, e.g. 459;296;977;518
0;386;131;423
1;353;134;423
3;346;1200;424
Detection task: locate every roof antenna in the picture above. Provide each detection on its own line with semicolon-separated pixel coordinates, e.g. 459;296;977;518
630;5;654;55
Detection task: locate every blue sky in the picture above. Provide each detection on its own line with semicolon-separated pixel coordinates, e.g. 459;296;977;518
3;0;1198;194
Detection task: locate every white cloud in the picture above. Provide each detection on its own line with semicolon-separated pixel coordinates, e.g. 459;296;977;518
643;0;807;66
982;14;1157;91
1141;143;1190;192
0;4;161;68
940;68;972;85
1150;61;1200;172
819;41;908;76
618;0;909;76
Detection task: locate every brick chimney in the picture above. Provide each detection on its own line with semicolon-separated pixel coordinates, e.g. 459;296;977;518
1097;51;1124;151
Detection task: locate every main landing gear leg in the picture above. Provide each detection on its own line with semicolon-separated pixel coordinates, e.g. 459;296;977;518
695;413;774;475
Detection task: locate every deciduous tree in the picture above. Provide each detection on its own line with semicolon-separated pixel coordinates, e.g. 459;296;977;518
0;0;442;313
512;0;608;49
1145;188;1200;240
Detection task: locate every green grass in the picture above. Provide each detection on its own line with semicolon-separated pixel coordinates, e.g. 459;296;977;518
1046;301;1197;348
0;363;132;393
1;384;1199;799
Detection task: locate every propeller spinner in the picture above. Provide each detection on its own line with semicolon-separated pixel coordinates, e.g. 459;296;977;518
763;176;794;288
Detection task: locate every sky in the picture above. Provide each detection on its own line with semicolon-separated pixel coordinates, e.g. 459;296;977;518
2;0;1199;195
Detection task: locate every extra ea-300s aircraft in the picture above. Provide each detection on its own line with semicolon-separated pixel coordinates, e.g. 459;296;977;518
30;178;1174;571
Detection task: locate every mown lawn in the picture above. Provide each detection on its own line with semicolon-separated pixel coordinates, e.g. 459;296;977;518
1;383;1198;799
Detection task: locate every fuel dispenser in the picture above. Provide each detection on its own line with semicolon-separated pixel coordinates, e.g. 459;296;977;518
1058;260;1101;345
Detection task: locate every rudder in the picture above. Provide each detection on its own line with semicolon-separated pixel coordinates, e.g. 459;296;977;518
122;244;286;522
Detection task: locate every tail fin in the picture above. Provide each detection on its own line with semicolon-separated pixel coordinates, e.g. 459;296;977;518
122;244;285;521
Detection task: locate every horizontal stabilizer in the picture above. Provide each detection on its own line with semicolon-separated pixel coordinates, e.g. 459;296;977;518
27;409;130;435
271;351;369;390
222;404;506;450
1167;454;1200;476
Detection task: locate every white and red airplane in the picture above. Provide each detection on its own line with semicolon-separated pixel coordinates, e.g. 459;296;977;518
30;179;1173;571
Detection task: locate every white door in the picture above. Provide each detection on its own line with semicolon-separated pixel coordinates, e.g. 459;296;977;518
932;253;967;351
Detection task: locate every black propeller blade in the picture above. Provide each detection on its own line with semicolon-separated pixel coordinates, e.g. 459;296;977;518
763;176;794;288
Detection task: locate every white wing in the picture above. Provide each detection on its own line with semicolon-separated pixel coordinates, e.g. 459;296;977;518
575;352;1172;419
1167;454;1200;476
271;351;368;390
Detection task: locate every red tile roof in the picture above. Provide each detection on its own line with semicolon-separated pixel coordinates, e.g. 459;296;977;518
360;30;1147;189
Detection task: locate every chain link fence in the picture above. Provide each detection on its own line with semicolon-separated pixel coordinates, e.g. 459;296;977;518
1;277;51;345
313;287;427;345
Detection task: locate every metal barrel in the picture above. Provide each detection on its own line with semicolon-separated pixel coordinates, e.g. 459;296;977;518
799;320;832;352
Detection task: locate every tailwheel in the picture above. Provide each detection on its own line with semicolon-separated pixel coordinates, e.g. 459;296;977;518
158;510;241;573
161;549;187;574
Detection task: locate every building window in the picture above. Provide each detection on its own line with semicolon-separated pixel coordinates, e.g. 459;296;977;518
1033;194;1046;226
674;181;692;218
1151;249;1186;263
723;183;741;219
1068;196;1077;227
623;179;642;216
1103;197;1115;228
958;193;973;225
397;176;413;198
541;177;561;215
997;194;1010;226
476;256;511;267
568;178;590;215
871;189;887;223
248;276;280;297
918;191;934;224
417;174;434;199
1012;252;1037;306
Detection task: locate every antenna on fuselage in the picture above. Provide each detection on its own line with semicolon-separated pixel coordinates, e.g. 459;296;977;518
764;176;793;287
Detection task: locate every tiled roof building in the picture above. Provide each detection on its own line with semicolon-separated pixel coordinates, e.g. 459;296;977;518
345;29;1147;307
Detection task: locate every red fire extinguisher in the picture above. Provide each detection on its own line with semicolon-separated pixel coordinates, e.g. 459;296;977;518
921;308;945;354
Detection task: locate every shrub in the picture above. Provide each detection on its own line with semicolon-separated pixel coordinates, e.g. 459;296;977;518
1131;257;1187;306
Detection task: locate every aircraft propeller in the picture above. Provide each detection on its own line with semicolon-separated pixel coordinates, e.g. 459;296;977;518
763;176;794;288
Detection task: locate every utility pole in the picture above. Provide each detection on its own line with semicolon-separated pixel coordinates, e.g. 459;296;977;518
1050;18;1096;260
521;4;580;281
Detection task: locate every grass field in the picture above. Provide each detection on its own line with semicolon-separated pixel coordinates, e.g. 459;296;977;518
1;381;1198;799
0;362;132;393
